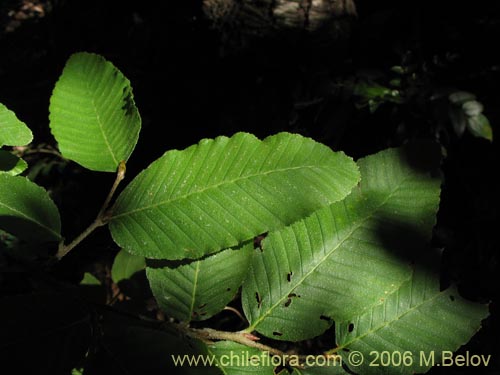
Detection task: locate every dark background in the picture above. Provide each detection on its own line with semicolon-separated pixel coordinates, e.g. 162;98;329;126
0;0;499;374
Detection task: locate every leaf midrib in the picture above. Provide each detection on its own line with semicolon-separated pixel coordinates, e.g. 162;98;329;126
0;200;60;240
86;75;119;166
110;163;348;219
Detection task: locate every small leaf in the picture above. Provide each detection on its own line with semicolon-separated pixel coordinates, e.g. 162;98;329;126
109;132;360;260
242;142;442;341
467;114;493;141
147;244;252;321
0;103;33;147
462;100;484;117
0;174;61;243
448;91;476;105
448;106;467;137
111;249;146;284
0;150;28;176
80;272;101;286
49;52;141;172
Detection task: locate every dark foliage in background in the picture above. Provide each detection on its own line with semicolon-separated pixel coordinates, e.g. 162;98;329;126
0;0;498;373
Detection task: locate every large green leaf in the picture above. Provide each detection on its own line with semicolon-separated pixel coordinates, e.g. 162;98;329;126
242;143;442;341
49;52;141;172
335;261;489;374
0;174;61;242
147;244;253;322
0;102;33;147
109;132;360;260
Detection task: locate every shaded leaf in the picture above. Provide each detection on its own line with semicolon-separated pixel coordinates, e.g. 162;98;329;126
80;272;101;285
0;174;61;242
111;248;146;283
0;102;33;147
467;114;493;141
49;52;141;172
0;292;91;375
109;132;360;260
335;259;489;374
147;244;252;322
242;143;442;341
0;149;28;175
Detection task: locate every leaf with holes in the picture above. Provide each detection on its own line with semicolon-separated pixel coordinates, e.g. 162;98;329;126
147;243;252;321
49;52;141;172
242;142;443;341
335;257;489;375
109;132;360;260
0;102;33;147
0;174;61;243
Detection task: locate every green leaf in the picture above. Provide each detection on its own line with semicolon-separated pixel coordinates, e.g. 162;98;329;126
109;132;360;260
147;244;252;322
80;272;101;285
292;364;349;375
49;52;141;172
0;150;28;175
242;142;442;341
111;248;146;283
206;341;275;374
448;91;476;105
0;102;33;147
335;261;489;374
467;114;493;141
0;174;61;242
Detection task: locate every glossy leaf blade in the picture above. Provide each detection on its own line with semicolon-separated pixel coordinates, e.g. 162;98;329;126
0;174;61;242
49;52;141;172
336;266;489;375
0;102;33;147
242;143;442;341
147;244;253;322
109;132;360;259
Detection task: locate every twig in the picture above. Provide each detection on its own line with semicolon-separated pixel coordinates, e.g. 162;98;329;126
56;161;126;260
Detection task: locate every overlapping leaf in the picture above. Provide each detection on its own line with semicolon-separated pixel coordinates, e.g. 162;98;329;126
242;143;442;341
0;102;33;147
111;249;146;284
147;244;253;321
0;174;61;242
109;132;360;260
49;52;141;172
0;150;28;176
335;259;489;374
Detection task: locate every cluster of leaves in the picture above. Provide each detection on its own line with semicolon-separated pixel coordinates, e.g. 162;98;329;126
0;53;489;374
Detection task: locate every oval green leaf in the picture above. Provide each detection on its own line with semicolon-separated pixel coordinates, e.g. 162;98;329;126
109;132;360;260
242;142;443;341
0;174;61;242
0;102;33;147
147;244;252;322
49;52;141;172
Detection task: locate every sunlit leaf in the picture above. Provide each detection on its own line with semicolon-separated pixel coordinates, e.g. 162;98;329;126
49;52;141;172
